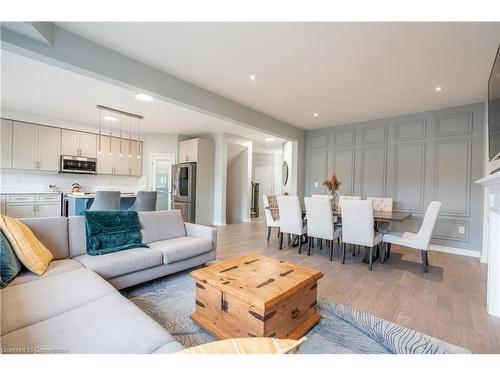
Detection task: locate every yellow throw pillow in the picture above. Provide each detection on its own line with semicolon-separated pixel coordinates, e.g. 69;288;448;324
0;216;53;276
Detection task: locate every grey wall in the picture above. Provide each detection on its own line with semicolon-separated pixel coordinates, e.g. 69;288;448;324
305;103;485;252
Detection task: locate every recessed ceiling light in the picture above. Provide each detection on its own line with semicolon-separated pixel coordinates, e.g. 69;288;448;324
249;75;256;81
102;115;118;122
434;87;443;92
313;113;319;117
265;137;275;142
135;93;154;102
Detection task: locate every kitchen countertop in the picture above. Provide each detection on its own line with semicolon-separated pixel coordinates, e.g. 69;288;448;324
0;192;63;195
66;193;137;198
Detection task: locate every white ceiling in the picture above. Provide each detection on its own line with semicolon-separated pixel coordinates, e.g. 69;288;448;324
57;22;500;129
0;49;285;144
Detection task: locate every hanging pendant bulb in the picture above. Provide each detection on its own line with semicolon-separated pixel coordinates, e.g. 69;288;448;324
119;114;123;157
108;113;113;156
128;117;132;158
137;118;141;159
98;108;102;154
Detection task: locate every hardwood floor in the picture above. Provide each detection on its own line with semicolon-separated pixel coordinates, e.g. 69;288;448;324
214;217;500;353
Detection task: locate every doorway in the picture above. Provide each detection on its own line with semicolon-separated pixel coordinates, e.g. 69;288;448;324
226;143;249;224
254;165;274;214
150;154;176;210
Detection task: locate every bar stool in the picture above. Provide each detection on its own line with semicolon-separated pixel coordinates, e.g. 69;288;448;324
88;191;121;211
129;191;157;212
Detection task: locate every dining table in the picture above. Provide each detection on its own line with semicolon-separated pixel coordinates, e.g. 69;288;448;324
266;205;412;263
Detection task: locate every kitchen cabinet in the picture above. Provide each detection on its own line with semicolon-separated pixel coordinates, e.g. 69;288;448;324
112;137;129;175
36;202;61;217
1;119;13;168
37;125;60;171
178;138;199;162
12;122;60;171
12;122;37;169
61;129;97;157
96;136;113;174
6;203;36;218
3;118;141;175
2;193;62;218
129;140;142;176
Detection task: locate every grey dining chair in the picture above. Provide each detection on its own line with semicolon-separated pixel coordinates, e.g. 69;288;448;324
129;191;157;212
88;191;121;211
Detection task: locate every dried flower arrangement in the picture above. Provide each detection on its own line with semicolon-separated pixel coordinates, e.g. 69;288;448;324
323;173;342;192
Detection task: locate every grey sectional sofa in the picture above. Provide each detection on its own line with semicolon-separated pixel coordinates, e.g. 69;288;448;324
0;210;217;354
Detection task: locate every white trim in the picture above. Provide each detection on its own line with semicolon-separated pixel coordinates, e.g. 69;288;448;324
242;218;252;223
213;221;227;226
428;244;480;258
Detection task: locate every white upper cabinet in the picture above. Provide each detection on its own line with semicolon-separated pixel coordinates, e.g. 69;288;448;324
112;137;129;175
96;136;113;174
61;129;97;158
79;132;97;158
12;122;37;170
1;119;13;168
61;129;80;156
129;140;142;176
179;138;199;162
37;126;60;171
4;119;140;175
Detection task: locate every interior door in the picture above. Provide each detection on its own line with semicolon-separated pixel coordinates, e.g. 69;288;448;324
254;165;274;213
37;126;60;171
151;154;176;210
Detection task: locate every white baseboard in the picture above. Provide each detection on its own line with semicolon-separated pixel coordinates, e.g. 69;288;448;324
242;218;252;223
481;255;488;264
212;221;226;226
428;244;480;258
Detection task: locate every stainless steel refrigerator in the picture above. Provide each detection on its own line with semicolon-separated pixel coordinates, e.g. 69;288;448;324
171;162;196;223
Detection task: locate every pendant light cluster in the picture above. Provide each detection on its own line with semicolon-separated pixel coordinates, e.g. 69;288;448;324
96;105;143;159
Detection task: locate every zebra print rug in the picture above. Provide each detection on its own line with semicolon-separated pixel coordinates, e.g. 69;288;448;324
123;272;470;354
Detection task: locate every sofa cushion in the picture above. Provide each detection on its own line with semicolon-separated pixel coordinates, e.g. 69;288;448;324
19;217;69;260
68;216;87;258
0;293;183;354
148;237;213;264
1;230;22;288
139;210;186;244
74;248;163;279
0;268;116;336
7;259;83;288
0;216;53;276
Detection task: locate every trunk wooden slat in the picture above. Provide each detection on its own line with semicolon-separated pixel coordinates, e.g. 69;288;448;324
191;254;323;339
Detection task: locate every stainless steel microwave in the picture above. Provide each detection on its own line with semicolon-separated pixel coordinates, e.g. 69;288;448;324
59;155;97;174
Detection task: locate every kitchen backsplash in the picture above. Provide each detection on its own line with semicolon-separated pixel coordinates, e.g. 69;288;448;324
0;169;146;193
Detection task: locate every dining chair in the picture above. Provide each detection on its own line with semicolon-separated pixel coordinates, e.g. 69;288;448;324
262;195;280;241
277;196;307;253
129;191;157;212
88;191;121;211
304;197;342;260
367;197;393;232
382;201;441;273
338;195;361;211
340;199;383;270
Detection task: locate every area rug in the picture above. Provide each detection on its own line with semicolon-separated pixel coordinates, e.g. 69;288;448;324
122;272;470;354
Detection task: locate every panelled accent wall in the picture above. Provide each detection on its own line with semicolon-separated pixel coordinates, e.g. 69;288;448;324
305;103;485;252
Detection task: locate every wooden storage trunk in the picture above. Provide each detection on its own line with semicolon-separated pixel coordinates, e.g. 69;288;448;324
190;254;323;339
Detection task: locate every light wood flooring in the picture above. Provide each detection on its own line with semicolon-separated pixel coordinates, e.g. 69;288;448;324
213;217;500;353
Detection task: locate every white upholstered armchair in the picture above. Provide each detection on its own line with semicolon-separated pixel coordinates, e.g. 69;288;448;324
382;201;441;273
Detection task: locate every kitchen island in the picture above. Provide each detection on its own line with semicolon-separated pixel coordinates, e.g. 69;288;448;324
67;193;137;216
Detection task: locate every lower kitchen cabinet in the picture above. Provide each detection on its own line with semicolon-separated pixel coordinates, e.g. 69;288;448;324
2;193;62;219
